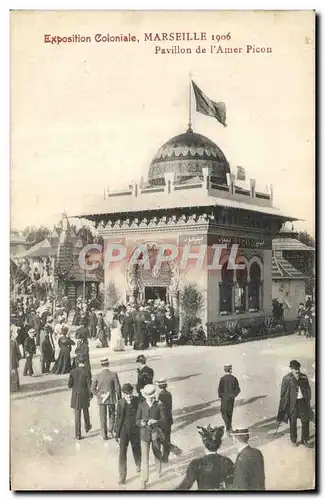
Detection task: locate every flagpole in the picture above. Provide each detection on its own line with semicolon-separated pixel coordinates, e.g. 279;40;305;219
188;75;193;132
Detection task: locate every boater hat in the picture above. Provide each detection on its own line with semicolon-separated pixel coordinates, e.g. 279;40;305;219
231;428;250;436
141;384;156;398
100;357;109;365
156;378;167;385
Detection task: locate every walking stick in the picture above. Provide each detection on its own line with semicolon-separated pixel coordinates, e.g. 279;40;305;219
274;420;281;435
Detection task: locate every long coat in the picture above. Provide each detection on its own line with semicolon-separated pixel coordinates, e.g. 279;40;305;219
91;368;121;405
233;445;265;490
68;365;92;410
115;396;140;438
277;372;312;423
218;374;241;399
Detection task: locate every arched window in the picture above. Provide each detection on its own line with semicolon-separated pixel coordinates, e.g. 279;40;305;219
219;261;234;315
234;265;248;313
248;261;262;311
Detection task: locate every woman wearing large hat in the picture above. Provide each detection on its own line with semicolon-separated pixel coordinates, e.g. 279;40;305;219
175;425;234;490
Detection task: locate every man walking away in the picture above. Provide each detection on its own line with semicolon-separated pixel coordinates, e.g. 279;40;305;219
23;328;36;376
218;364;241;434
136;384;167;490
91;357;121;440
115;383;141;486
89;308;98;339
136;355;154;396
68;355;92;440
277;359;313;447
157;378;173;463
231;428;265;490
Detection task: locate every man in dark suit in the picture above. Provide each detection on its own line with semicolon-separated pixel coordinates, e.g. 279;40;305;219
115;383;141;485
231;428;265;490
218;364;241;434
23;328;36;376
136;355;154;397
88;308;98;339
136;384;166;489
68;355;92;440
277;359;313;447
91;357;121;440
121;308;135;346
156;378;173;462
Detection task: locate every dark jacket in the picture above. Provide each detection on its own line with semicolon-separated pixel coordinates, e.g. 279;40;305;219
218;373;241;399
277;372;312;423
115;396;140;438
89;312;98;327
158;389;173;425
91;368;121;405
68;365;92;410
233;445;265;490
176;453;234;490
121;314;135;335
75;325;89;340
136;365;154;394
136;400;166;442
10;339;21;370
41;336;55;362
23;336;36;357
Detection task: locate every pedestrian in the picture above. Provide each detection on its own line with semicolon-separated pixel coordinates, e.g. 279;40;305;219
23;328;36;376
110;315;125;352
75;316;90;341
96;312;108;348
297;303;306;335
115;383;141;486
231;428;265;490
40;328;55;374
175;425;234;490
68;355;92;440
277;359;313;447
136;355;154;396
74;338;92;383
136;384;166;490
89;308;98;339
156;378;173;462
10;326;22;392
218;364;241;434
52;326;75;375
91;357;121;440
164;311;175;348
121;307;135;347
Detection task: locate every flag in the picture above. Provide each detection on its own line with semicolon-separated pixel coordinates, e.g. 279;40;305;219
191;80;227;127
236;166;246;181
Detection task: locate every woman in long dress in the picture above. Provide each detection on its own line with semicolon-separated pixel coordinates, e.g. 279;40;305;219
52;326;75;374
96;313;109;348
175;425;234;491
109;315;125;352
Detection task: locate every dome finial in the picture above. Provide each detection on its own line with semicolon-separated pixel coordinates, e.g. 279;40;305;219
187;124;193;133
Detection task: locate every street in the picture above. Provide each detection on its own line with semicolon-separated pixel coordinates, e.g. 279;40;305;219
10;335;315;491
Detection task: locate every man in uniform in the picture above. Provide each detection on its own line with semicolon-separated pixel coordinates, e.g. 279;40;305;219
91;357;121;440
218;364;241;434
136;355;154;397
231;428;265;490
277;359;313;447
23;328;36;376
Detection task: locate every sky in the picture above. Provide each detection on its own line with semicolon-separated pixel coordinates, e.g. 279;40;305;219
11;10;315;234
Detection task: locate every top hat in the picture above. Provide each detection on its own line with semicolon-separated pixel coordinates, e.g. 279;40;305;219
141;384;156;398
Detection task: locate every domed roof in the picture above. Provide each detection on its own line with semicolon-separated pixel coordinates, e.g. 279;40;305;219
148;129;230;186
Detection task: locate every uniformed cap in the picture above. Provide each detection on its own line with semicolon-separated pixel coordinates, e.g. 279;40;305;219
100;357;109;365
136;354;146;363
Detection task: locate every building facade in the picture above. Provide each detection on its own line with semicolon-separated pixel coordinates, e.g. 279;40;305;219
76;128;296;325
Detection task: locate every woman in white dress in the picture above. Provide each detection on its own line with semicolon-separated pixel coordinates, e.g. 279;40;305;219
109;315;125;352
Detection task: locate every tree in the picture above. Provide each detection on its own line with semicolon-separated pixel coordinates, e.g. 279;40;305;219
23;225;50;248
179;283;204;343
105;280;120;309
297;231;315;248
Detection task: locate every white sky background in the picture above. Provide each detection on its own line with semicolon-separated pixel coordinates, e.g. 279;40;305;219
11;10;315;234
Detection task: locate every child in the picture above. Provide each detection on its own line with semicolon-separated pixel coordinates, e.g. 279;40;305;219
156;378;173;462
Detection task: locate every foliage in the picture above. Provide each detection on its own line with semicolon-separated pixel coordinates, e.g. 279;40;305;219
297;231;315;248
105;280;120;309
23;226;50;248
179;283;204;344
